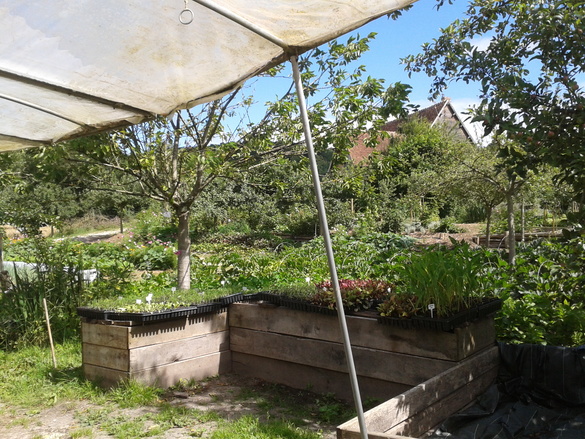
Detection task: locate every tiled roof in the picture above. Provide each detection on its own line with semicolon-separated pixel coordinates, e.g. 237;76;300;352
381;99;449;132
348;98;473;164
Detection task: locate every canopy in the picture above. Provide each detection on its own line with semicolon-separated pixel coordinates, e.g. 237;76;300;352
0;0;416;151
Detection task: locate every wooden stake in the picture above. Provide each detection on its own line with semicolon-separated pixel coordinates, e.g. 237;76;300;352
43;298;57;368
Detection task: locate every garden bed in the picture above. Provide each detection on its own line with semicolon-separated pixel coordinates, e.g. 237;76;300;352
80;300;498;401
337;346;499;438
81;310;231;388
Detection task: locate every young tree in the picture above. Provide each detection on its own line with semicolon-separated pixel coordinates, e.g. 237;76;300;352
54;34;412;290
404;0;585;225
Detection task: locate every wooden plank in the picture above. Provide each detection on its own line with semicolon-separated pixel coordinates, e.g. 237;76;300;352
455;317;496;360
337;346;499;438
231;328;452;386
232;352;410;403
386;365;499;437
84;351;232;389
81;322;130;349
128;311;228;348
131;351;232;388
337;431;412;439
83;363;129;388
129;330;229;371
230;303;494;361
83;343;129;371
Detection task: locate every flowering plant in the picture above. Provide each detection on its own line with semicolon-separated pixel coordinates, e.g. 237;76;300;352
310;279;394;312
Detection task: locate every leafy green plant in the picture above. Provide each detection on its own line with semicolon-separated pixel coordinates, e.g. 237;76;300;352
494;237;585;346
388;241;496;318
0;238;91;349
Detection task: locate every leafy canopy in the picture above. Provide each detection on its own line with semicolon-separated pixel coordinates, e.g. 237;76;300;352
404;0;585;212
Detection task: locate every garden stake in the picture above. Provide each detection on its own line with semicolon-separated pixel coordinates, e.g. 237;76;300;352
43;298;57;368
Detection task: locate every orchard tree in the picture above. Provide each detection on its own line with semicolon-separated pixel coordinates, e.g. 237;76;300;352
404;0;585;226
56;33;412;290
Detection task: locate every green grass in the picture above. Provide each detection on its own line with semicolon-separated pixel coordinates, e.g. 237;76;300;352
0;340;347;438
210;416;323;439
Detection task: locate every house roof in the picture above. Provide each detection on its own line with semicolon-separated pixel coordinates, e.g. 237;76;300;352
348;98;474;164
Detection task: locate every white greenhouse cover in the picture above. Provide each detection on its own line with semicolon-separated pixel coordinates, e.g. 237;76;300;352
0;0;416;152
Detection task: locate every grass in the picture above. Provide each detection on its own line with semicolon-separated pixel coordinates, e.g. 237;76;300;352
0;339;352;438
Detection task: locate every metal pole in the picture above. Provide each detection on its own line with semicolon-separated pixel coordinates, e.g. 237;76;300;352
290;55;369;439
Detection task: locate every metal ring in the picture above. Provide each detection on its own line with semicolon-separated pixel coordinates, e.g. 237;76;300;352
179;8;194;25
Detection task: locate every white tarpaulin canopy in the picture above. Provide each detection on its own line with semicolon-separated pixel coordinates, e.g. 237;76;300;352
1;2;418;437
0;0;415;151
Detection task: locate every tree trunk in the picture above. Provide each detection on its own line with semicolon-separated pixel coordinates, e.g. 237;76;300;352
119;216;124;234
506;191;516;265
520;199;525;242
0;232;4;272
485;206;492;248
176;209;191;290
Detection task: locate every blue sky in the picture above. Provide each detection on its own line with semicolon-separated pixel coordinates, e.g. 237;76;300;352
240;1;489;142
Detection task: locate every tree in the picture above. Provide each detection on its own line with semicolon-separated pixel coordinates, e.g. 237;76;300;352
404;0;585;225
351;118;474;232
54;33;412;290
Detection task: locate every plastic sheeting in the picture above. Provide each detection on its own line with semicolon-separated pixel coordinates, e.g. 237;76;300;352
430;343;585;439
0;0;416;151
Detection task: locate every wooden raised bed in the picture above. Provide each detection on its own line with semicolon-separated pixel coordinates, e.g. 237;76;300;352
337;345;499;439
81;311;231;388
80;299;499;438
229;302;497;402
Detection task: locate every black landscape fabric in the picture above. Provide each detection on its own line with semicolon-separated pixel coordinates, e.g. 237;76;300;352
429;343;585;439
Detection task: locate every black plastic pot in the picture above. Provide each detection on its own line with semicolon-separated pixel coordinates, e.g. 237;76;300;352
76;305;200;324
377;298;502;332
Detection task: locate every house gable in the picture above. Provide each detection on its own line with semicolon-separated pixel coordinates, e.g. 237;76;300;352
349;98;473;164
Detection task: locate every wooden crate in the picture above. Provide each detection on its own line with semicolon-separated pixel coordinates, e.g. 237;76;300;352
81;311;231;387
229;303;497;401
337;345;500;439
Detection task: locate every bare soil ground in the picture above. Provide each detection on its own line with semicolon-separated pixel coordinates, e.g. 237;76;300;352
408;223;482;247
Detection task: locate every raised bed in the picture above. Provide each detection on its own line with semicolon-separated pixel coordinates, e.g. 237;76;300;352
80;310;231;388
229;302;497;402
337;346;500;438
80;298;500;435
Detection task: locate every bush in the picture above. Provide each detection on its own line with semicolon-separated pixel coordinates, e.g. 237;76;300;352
133;209;177;242
0;238;89;349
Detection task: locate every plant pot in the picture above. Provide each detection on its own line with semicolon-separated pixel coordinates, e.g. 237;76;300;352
76;300;225;324
377;298;502;332
278;296;339;316
76;305;200;324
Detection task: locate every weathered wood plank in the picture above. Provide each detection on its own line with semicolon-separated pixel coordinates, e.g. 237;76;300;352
83;343;129;371
81;322;130;350
129;330;229;371
131;351;232;388
229;303;494;361
386;365;499;437
337;346;499;438
455;317;496;360
232;352;410;403
336;431;412;439
128;311;228;349
83;363;129;388
84;351;232;388
231;328;452;386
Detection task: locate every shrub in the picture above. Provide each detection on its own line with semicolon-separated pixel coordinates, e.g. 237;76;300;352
133;209;177;242
0;238;89;349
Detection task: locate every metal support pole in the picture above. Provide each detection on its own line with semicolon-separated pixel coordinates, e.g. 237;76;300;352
290;55;369;439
